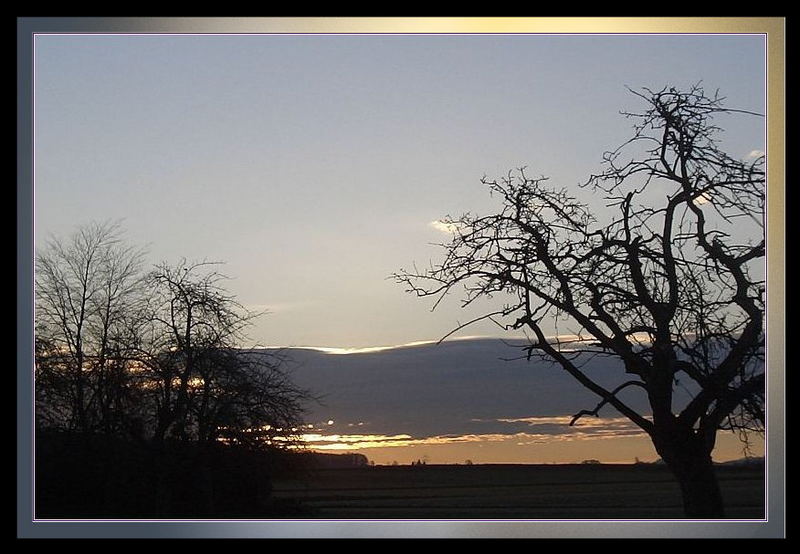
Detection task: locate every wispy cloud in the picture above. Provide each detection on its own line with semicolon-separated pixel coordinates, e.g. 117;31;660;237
299;416;648;451
429;220;460;234
746;149;765;159
479;415;641;431
301;432;518;450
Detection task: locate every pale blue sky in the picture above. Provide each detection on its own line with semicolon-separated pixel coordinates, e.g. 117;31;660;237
33;34;766;348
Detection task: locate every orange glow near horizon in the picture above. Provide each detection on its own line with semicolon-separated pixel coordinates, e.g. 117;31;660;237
295;419;764;465
302;431;764;466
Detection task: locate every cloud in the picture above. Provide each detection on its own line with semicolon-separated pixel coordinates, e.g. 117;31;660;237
746;149;765;159
429;220;460;234
482;415;641;431
300;339;437;355
302;336;513;355
297;416;648;451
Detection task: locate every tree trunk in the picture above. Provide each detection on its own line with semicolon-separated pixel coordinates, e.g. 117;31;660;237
653;428;725;518
672;455;725;518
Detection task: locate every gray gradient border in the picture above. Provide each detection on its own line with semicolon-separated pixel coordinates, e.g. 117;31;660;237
17;17;785;539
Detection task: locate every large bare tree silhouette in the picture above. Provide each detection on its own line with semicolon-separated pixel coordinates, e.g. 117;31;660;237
395;85;765;518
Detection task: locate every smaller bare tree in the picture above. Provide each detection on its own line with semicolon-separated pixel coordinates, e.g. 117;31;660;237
35;221;146;434
35;227;313;517
136;260;309;448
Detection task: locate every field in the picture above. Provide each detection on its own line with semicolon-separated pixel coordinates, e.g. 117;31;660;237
272;463;765;519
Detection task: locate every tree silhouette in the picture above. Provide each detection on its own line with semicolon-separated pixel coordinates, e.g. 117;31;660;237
136;260;308;448
395;85;765;518
36;246;310;448
35;221;146;435
35;230;313;516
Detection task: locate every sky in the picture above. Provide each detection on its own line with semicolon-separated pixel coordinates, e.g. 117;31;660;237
31;31;768;465
33;33;766;350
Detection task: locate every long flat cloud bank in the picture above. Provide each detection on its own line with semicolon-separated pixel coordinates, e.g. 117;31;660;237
250;338;668;444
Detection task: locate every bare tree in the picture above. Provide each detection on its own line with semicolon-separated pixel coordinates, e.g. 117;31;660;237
136;260;309;448
35;228;310;450
35;221;146;434
395;85;765;518
35;227;312;517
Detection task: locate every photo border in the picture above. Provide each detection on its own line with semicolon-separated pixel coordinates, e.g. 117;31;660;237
17;16;785;539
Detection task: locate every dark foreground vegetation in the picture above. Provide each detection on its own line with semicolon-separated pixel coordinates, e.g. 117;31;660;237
272;462;765;520
35;432;369;518
36;433;762;520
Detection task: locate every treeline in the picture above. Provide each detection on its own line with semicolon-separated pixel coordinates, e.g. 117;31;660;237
299;451;369;469
34;222;313;517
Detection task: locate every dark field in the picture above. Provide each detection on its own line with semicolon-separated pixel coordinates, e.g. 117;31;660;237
272;463;765;519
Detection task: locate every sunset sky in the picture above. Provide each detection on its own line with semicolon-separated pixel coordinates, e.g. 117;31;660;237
31;30;767;464
33;32;766;349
